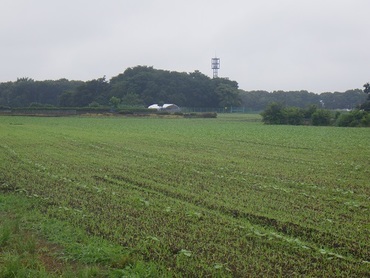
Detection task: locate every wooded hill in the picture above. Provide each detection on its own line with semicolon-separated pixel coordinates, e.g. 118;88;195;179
0;66;367;110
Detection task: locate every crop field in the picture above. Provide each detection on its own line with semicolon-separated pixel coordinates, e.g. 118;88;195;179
0;114;369;277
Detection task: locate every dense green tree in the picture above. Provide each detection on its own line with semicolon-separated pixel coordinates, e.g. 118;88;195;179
283;106;305;125
215;83;241;107
261;103;338;126
121;92;143;106
0;78;82;107
186;70;216;107
0;82;13;107
363;82;370;95
240;89;366;111
58;91;76;107
360;101;370;111
8;78;37;107
109;96;121;109
109;66;230;107
311;109;332;126
304;104;318;118
0;67;368;110
360;83;370;111
336;110;370;127
239;90;270;111
319;89;366;110
57;78;108;107
260;102;286;124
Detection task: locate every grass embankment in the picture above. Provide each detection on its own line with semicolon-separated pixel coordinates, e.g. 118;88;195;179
0;114;369;277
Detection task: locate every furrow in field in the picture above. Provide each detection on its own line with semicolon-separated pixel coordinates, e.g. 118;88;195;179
95;173;369;262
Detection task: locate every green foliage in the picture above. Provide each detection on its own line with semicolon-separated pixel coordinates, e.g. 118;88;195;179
0;67;242;109
360;100;370;111
1;68;368;111
121;92;143;106
29;102;56;108
240;89;366;111
336;110;370;127
0;224;12;248
0;78;83;108
282;106;305;125
88;101;101;108
303;104;318;118
0;217;49;277
72;77;110;107
261;103;346;127
311;109;332;126
363;82;370;95
109;67;238;108
0;194;161;277
260;102;286;124
109;96;121;109
261;102;309;125
113;261;164;278
183;112;217;118
215;83;241;107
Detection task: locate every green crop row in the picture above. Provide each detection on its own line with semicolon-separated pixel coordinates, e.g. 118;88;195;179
0;115;369;277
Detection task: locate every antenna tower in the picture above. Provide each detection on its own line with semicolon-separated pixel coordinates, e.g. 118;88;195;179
211;57;220;78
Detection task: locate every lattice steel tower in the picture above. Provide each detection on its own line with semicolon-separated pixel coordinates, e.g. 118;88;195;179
211;57;220;78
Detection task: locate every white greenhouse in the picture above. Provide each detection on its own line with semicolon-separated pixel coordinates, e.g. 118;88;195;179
148;104;181;112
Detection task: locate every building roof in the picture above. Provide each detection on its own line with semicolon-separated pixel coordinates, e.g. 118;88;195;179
148;104;180;110
148;104;162;109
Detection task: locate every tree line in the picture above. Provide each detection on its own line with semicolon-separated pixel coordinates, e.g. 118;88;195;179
0;66;240;109
261;102;370;127
239;89;366;111
261;84;370;127
0;66;367;110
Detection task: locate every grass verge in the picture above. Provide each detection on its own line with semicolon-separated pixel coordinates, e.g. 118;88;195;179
0;193;167;277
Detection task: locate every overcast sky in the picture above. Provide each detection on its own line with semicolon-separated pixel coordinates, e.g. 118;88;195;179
1;0;369;93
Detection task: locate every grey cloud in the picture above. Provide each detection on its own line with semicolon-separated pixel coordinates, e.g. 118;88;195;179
1;0;369;93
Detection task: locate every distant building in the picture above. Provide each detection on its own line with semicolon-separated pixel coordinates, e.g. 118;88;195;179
148;104;181;112
148;104;162;110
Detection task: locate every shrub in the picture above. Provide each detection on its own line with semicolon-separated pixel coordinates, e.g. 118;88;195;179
311;110;332;126
361;113;370;126
360;100;370;111
118;108;152;114
261;103;336;126
183;112;217;118
283;107;304;125
88;101;101;108
201;112;217;118
28;103;56;109
261;103;306;125
336;110;370;127
260;102;286;124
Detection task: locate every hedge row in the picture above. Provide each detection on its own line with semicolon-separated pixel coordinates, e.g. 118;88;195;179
261;103;370;127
